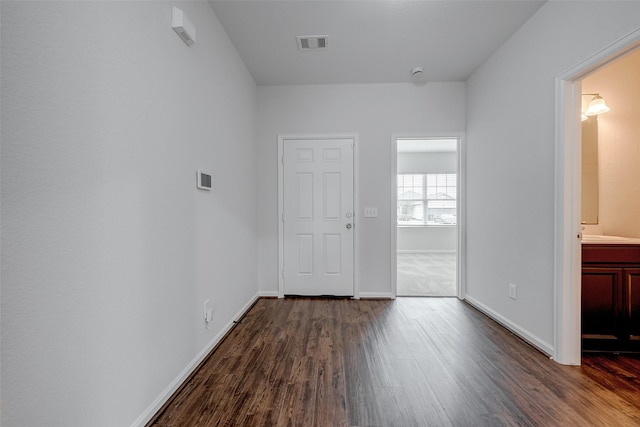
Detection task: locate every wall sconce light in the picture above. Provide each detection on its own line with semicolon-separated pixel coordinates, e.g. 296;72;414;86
582;93;610;120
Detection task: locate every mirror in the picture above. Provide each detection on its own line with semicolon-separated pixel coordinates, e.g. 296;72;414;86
581;116;599;224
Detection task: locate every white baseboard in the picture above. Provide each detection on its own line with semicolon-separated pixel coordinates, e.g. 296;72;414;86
464;295;554;356
397;250;457;254
258;290;280;298
357;292;394;299
131;292;260;427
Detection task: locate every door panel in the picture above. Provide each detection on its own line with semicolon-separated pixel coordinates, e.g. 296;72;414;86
324;234;342;275
626;268;640;341
323;173;341;220
581;267;623;348
296;235;313;275
296;173;313;220
283;138;354;296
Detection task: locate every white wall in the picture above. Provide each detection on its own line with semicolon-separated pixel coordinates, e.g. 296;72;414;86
1;2;258;426
257;83;465;297
397;151;457;252
583;48;640;238
465;1;640;351
397;227;456;252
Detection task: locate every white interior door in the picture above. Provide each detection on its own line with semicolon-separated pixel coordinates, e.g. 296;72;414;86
282;138;354;296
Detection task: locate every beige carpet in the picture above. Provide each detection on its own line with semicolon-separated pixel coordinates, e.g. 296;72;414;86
397;252;456;296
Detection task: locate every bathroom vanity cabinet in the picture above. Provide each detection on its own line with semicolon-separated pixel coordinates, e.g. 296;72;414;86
582;244;640;352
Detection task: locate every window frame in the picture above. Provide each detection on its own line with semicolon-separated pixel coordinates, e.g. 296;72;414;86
397;173;457;227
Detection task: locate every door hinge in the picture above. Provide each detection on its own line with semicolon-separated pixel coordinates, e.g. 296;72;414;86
281;213;285;223
281;155;284;165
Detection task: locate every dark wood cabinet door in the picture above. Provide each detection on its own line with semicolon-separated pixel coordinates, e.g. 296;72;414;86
582;268;623;348
626;268;640;342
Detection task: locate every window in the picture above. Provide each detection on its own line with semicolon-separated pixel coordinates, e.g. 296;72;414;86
397;173;456;225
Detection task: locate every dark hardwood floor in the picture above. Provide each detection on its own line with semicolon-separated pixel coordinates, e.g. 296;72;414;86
149;298;640;426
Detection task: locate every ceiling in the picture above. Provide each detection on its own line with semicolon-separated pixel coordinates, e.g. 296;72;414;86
208;0;546;86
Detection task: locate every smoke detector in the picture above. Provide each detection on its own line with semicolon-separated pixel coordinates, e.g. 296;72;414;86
411;66;426;84
296;35;329;51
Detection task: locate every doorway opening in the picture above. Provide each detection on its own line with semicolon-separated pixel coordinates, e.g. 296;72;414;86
579;47;640;354
394;138;459;297
555;29;640;365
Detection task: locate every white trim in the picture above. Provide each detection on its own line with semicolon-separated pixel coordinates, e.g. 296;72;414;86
353;136;360;299
278;135;285;298
554;27;640;366
277;133;359;298
456;135;467;300
397;250;456;254
390;137;398;298
390;133;466;300
258;290;280;298
465;296;554;357
131;293;260;427
358;292;395;299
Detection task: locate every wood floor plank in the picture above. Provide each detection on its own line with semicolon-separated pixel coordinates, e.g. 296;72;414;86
149;298;640;427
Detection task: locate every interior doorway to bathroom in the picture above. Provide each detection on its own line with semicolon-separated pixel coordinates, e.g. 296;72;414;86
555;29;640;365
395;138;459;297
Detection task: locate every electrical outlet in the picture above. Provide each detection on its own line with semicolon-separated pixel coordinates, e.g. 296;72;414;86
508;283;517;300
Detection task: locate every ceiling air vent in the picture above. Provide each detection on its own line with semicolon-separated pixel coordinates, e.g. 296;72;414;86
296;35;328;51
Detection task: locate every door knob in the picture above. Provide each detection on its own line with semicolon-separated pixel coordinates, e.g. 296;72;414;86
346;223;352;229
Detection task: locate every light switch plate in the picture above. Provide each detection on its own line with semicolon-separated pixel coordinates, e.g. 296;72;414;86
364;207;378;218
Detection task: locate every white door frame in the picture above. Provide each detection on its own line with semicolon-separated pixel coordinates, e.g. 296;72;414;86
278;134;359;299
390;133;466;299
554;29;640;365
